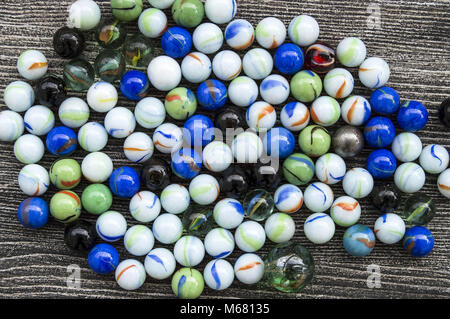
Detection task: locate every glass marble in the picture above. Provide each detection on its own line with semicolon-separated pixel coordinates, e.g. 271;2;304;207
419;144;449;174
145;247;176;280
88;243;119;274
274;184;303;214
172;268;204;299
228;76;258;107
280;102;310;132
78;122;108;153
246;161;282;192
204;228;235;258
124;225;155;256
14;134;45;164
53;27;85;59
304;182;334;213
17;197;49;229
341;95;371;126
397;101;429;132
153;123;183;154
439;98;450;127
391;132;422;163
282;153;315;186
242;48;273;80
149;0;175;9
82;184;113;215
343;168;374;199
189;174;220;205
260;74;290;105
315;153;346;185
264;213;295;243
193;23;223;54
81;152;113;183
104;107;136;139
24;105;55;136
219;166;249;200
109;166;141;198
359;57;390;89
4;81;34;113
161;184;190;214
310;96;340;127
264;242;314;293
17;50;48;81
203;141;233;172
367;149;397;179
140;158;172;192
68;0;101;30
50;190;82;224
181;52;212;84
34;75;67;108
290;70;322;103
135;97;166;129
304;213;335;244
147;55;181;91
305;42;335;74
332;125;365;158
171;148;202;179
115;259;146;291
49;158;81;190
212;50;242;81
324;68;354;99
330;196;361;227
255;17;286;49
58;97;90;128
369;86;400;115
370;184;401;214
94;50;126;83
402;194;435;226
243;189;274;222
298;125;331;157
63;58;95;92
96;211;127;242
129;191;161;223
213;198;244;229
343;224;375;257
235;221;266;252
161;27;192;59
123;132;154;163
234;253;264;285
172;0;205;28
18;164;49;197
203;259;234;291
263;127;295;159
214;107;246;133
197;80;227;111
403;226;434;257
288;15;320;47
123;34;154;68
336;37;366;67
0;110;24;142
205;0;236;24
225;19;255;50
174;236;205;267
152;213;183;244
437;169;450;199
231;132;264;163
364;116;396;149
374;213;405;244
394;162;426;193
246;101;276;132
165;87;197;120
182;205;215;236
111;0;143;21
64;220;97;251
138;8;168;38
120;70;150;101
274;43;304;75
96;19;126;49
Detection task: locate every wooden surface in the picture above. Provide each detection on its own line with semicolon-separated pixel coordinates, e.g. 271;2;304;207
0;0;449;299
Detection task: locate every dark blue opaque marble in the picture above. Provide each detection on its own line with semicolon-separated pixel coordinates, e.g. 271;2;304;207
397;101;429;132
403;226;434;257
171;148;202;179
274;43;304;75
120;70;150;101
343;224;376;257
64;220;97;251
17;197;49;229
46;126;77;156
161;26;192;59
439;98;450;127
263;127;295;159
366;149;397;179
214;107;246;133
109;166;140;198
370;86;400;115
197;79;228;111
88;243;119;274
363;116;396;149
183;114;215;147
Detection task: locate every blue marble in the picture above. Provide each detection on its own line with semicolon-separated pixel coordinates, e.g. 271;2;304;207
17;197;49;229
397;101;428;132
88;243;119;274
183;114;215;147
196;79;228;111
343;224;376;257
366;149;397;179
263;127;295;159
109;166;140;198
171;148;202;179
403;226;434;257
274;43;304;75
120;70;150;101
161;26;192;59
46;126;77;156
363;116;396;148
369;86;400;115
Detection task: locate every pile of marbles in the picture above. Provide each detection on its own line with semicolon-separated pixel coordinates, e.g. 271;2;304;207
1;0;449;299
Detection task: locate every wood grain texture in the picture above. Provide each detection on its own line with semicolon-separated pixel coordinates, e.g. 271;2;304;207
0;0;449;299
